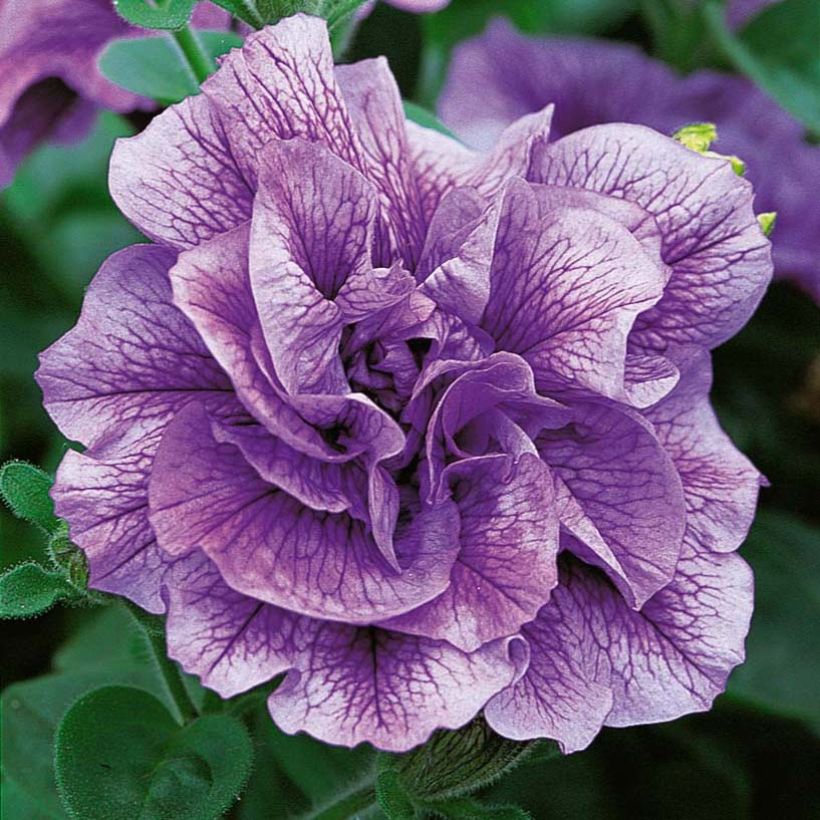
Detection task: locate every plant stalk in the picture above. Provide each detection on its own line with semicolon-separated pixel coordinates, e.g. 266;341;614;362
123;601;199;724
171;25;214;84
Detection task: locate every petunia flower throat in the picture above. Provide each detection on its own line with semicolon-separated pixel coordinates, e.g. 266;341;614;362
37;15;771;752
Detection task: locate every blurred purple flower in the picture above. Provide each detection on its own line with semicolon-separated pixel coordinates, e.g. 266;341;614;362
38;15;769;752
439;22;820;301
361;0;449;12
0;0;229;186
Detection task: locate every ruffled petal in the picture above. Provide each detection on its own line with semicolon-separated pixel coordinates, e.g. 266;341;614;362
51;394;236;613
335;58;428;266
529;124;773;351
148;402;460;622
109;91;254;248
36;244;231;451
646;350;764;552
478;179;666;400
269;626;525;751
538;403;686;608
382;453;559;652
249;139;377;394
53;445;170;614
486;547;752;751
163;552;311;697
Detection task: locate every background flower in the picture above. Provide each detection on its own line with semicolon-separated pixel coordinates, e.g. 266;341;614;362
0;0;229;186
438;21;820;301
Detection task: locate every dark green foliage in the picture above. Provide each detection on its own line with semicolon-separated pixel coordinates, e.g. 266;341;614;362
0;461;58;534
729;511;820;730
376;766;417;820
385;718;551;802
705;0;820;135
0;561;79;619
425;796;531;819
55;686;253;819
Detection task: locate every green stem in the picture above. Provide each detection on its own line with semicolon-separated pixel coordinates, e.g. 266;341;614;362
123;601;199;724
171;25;214;85
304;784;376;820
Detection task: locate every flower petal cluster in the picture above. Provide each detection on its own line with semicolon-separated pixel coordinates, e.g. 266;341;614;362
0;0;228;185
38;15;770;752
439;21;820;301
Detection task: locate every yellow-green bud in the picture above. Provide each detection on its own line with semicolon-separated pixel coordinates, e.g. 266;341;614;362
673;123;718;153
674;124;747;175
757;212;777;236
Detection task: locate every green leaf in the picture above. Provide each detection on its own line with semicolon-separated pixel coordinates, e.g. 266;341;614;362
729;510;820;730
1;607;177;816
55;686;253;820
210;0;367;31
376;766;416;820
114;0;198;30
0;461;58;534
0;562;78;619
425;796;530;819
1;774;61;820
235;707;311;819
321;0;370;32
704;0;820;135
483;745;614;820
98;31;243;104
402;101;459;139
384;718;549;802
264;719;375;804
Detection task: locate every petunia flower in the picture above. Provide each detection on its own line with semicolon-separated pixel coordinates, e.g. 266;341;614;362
0;0;229;186
439;22;819;301
38;15;770;752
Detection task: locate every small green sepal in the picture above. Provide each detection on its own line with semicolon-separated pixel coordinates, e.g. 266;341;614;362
757;211;777;236
673;122;718;153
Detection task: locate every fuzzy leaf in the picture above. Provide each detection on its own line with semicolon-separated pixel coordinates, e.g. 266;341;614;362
2;608;169;818
384;718;549;802
55;686;253;820
0;461;58;534
376;766;416;820
208;0;268;27
113;0;197;30
0;562;78;619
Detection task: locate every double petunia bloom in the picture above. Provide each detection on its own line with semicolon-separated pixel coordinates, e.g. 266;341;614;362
38;15;770;752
